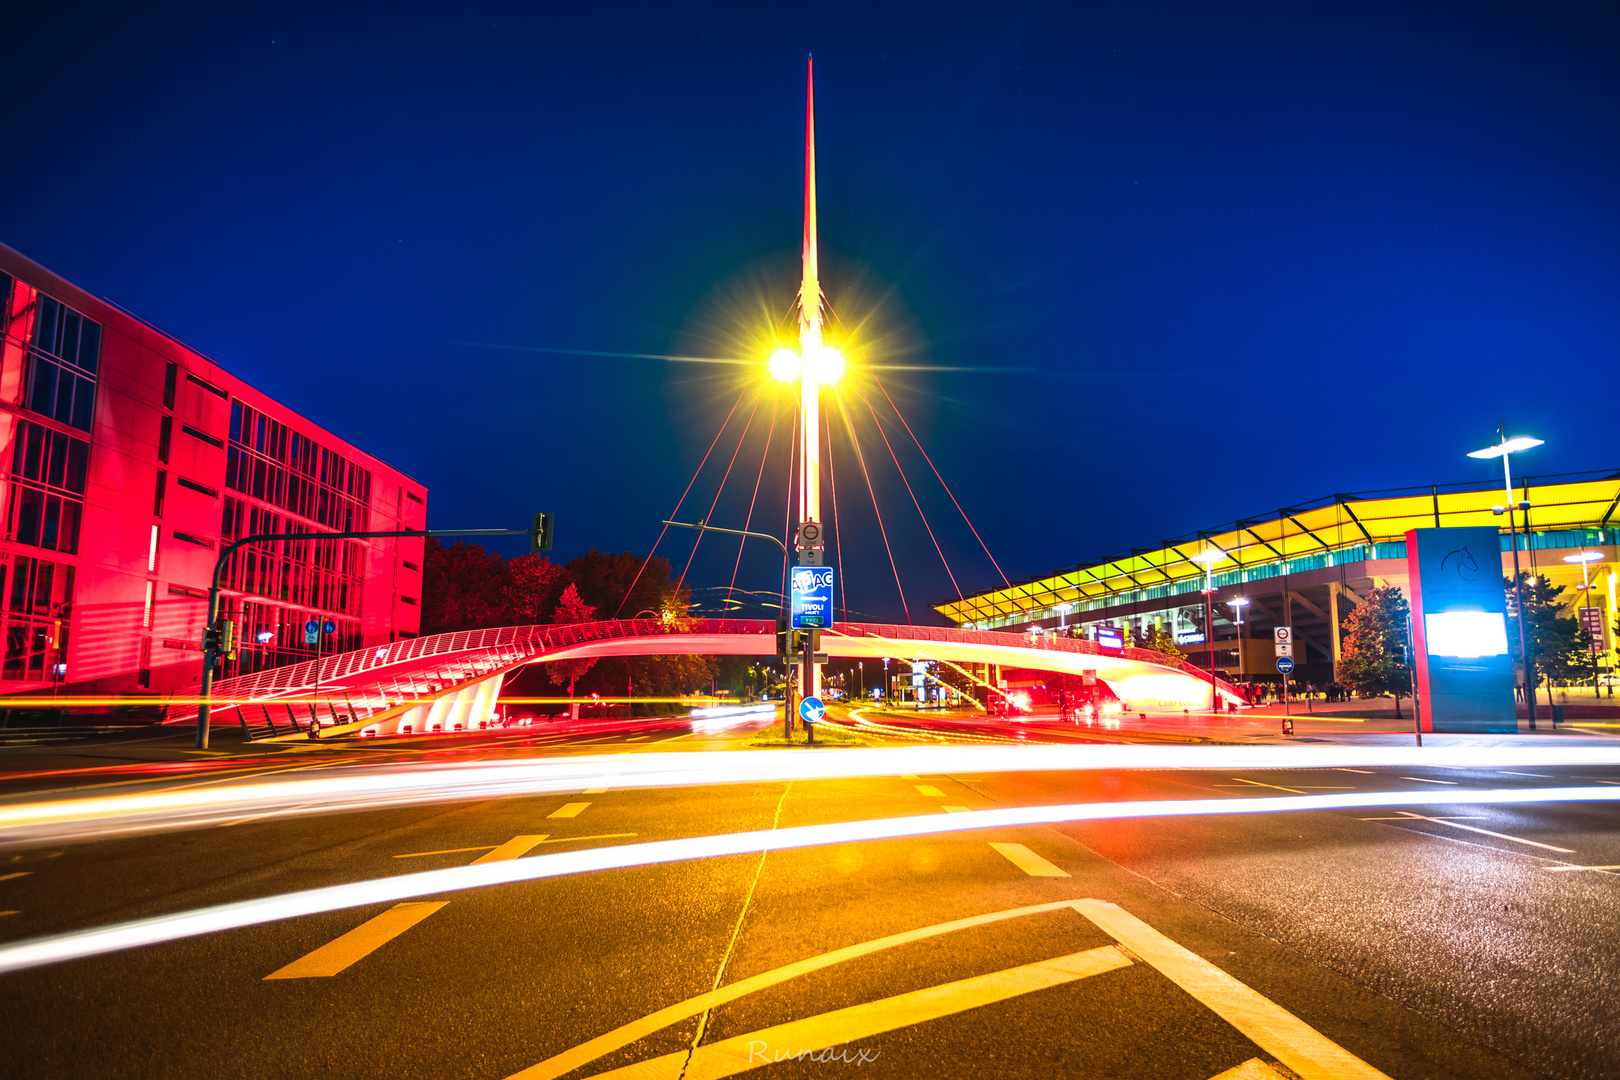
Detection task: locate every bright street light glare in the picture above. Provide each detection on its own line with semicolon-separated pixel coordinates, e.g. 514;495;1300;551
1190;550;1225;564
802;343;845;385
1229;597;1250;607
768;348;800;382
1467;435;1545;459
1565;552;1602;563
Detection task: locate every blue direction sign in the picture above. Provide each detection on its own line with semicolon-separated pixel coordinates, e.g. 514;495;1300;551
798;696;825;724
790;566;835;629
304;619;320;645
1276;656;1295;675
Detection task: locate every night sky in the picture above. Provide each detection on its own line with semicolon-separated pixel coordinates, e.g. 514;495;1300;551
5;2;1617;623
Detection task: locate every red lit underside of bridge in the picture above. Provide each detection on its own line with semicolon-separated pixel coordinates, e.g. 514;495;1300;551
162;620;1243;739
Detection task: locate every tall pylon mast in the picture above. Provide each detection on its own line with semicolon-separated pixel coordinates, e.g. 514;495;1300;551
798;56;822;529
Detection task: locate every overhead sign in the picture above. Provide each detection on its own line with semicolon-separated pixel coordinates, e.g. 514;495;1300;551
1276;656;1295;675
798;696;825;724
790;566;835;629
1095;626;1125;650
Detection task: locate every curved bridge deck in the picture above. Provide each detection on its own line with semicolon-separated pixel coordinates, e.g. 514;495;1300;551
162;619;1242;738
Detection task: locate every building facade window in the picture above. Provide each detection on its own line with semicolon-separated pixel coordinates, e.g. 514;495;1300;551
4;555;74;682
219;497;365;617
227;402;372;532
163;362;178;409
153;469;167;518
157;415;172;463
6;420;89;554
24;295;100;432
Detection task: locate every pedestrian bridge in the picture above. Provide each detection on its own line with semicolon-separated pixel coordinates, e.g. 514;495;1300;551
162;619;1243;740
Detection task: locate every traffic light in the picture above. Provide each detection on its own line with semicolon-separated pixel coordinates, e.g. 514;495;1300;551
530;512;554;553
220;620;237;660
203;626;221;653
776;617;791;658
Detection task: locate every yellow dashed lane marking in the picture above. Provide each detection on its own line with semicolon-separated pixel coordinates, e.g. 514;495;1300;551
988;842;1070;877
264;902;446;979
548;802;591;819
913;784;946;798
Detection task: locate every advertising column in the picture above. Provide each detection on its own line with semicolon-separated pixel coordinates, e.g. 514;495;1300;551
1406;526;1517;733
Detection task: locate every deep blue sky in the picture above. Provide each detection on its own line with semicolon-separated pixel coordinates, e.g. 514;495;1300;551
5;2;1617;622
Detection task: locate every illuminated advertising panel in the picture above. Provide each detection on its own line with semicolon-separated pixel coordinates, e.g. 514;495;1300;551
789;566;835;629
1095;626;1125;650
1406;527;1516;732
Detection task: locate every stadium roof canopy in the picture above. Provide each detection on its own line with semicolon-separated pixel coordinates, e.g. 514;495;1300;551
935;470;1620;626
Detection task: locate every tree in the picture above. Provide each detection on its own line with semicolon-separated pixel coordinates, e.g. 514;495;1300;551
1337;584;1413;718
1139;624;1186;668
1508;574;1594;702
547;583;599;718
421;538;512;635
565;549;673;621
504;554;569;624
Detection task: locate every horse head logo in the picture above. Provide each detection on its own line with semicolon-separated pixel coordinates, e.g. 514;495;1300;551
1440;545;1480;581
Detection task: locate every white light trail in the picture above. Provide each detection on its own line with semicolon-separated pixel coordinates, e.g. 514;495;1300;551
8;744;1620;847
0;785;1617;976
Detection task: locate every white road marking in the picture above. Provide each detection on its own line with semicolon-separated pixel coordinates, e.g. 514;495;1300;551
1387;811;1575;852
1335;768;1375;774
548;802;590;819
1398;776;1458;784
1227;778;1306;794
989;842;1070;877
264;902;446;979
1543;865;1620;873
1073;899;1392;1079
1501;771;1550;778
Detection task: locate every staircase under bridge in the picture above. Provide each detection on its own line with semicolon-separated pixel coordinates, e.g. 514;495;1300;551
161;619;1244;740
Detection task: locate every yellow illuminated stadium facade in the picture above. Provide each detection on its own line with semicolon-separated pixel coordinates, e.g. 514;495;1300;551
935;471;1620;684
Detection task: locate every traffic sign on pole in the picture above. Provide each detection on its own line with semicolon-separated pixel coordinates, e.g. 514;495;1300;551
798;696;825;724
1273;626;1292;656
1276;656;1295;675
304;619;320;645
322;620;336;635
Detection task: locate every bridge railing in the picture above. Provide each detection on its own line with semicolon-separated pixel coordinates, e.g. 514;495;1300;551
163;618;776;723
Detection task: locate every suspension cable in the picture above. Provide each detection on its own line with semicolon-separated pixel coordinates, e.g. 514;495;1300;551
870;373;1012;591
778;402;800;613
723;395;780;619
824;394;847;622
833;387;911;623
857;385;963;603
615;384;750;618
676;393;761;595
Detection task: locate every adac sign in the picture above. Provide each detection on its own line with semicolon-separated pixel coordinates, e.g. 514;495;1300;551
790;566;836;629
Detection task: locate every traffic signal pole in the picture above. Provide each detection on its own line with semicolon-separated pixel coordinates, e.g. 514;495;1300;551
195;520;550;749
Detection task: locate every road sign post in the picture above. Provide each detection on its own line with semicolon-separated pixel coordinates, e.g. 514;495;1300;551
799;694;824;745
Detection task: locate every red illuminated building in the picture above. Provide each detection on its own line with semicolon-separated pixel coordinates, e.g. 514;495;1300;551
0;242;426;699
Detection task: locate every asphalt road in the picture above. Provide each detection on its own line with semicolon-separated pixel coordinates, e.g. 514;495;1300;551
1;718;1619;1078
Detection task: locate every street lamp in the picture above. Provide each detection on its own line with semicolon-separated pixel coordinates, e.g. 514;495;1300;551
1565;550;1604;697
1229;597;1250;687
1057;602;1074;636
1191;548;1225;713
1468;426;1543;726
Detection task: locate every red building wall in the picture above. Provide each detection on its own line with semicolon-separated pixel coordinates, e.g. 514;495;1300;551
0;242;426;699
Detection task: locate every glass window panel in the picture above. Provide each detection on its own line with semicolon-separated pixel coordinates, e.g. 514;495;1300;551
32;297;58;354
77;320;99;374
65;438;88;494
45;431;66;489
11;488;42;547
27;355;56;416
41;495;60;549
59;311;80;368
70;374;92;430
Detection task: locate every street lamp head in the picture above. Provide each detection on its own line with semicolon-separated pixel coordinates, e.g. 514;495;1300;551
1565;552;1602;564
769;348;800;382
1190;550;1224;565
1468;435;1544;459
801;343;844;385
1057;602;1074;613
1229;597;1250;607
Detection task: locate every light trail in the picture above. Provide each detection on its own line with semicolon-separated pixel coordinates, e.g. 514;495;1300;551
2;785;1618;976
6;744;1620;848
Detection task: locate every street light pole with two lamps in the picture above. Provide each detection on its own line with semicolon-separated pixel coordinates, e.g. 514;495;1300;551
1192;548;1224;714
1467;424;1543;727
1565;550;1603;699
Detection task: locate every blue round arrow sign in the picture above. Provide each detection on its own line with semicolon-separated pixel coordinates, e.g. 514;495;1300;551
1276;656;1295;674
798;696;825;724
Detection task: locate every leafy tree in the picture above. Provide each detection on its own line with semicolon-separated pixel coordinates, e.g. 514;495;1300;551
565;549;675;621
1139;624;1186;667
1507;574;1594;701
1337;584;1413;718
504;554;570;624
547;583;599;716
420;538;512;635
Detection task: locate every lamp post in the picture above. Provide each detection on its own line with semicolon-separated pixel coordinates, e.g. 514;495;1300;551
1192;549;1224;714
1468;426;1543;728
1057;602;1074;636
1230;597;1250;688
1565;550;1603;699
